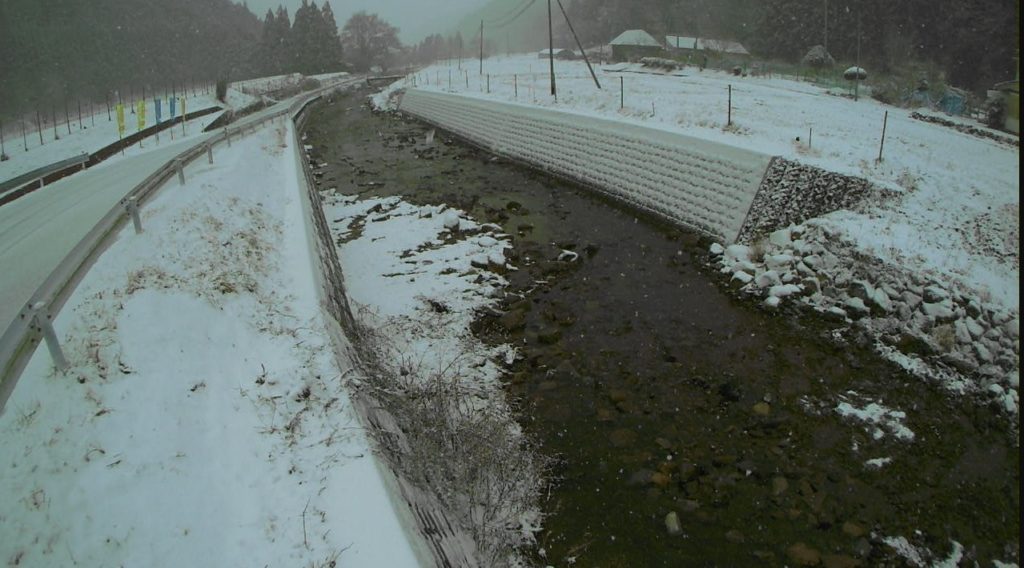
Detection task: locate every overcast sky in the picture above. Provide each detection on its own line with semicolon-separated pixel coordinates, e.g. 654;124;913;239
242;0;489;43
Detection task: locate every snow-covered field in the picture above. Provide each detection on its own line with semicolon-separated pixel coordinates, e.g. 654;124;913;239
0;88;257;184
0;122;418;566
399;55;1019;316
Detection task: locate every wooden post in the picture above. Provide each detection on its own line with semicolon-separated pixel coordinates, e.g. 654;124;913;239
487;74;490;93
727;84;732;126
77;99;82;129
877;111;888;163
22;119;28;151
514;74;518;98
809;127;813;149
449;69;452;90
620;76;624;109
1;120;5;157
479;20;484;75
64;99;71;134
106;92;111;121
52;106;58;140
37;109;44;145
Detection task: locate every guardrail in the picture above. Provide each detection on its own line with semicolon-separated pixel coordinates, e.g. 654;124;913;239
0;78;362;413
0;154;89;198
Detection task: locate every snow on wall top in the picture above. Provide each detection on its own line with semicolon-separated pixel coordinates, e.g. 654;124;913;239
399;89;772;243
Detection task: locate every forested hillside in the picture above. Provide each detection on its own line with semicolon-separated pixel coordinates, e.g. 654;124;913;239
0;0;346;118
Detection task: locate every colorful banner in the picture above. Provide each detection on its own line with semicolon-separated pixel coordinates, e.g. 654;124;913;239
137;100;146;131
169;97;176;120
116;104;125;137
155;98;162;124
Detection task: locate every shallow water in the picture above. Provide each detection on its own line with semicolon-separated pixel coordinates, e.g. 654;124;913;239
303;88;1019;567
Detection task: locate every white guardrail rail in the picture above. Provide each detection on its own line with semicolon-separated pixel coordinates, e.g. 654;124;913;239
0;77;362;413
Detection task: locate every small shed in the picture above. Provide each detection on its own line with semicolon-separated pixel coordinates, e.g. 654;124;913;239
992;80;1019;133
538;48;575;60
665;35;699;54
697;39;750;58
610;29;663;62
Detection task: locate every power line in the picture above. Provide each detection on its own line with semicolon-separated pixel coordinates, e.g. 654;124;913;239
482;0;532;26
487;0;538;29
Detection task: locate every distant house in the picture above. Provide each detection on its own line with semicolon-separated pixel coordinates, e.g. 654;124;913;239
609;30;663;62
538;48;575;60
666;35;750;60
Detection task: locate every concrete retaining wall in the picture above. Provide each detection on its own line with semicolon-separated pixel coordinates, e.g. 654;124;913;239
399;89;774;243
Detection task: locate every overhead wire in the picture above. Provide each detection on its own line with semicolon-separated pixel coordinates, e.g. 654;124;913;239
485;0;538;29
481;0;532;26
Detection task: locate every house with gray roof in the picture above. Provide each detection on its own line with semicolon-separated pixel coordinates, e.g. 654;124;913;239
609;30;663;62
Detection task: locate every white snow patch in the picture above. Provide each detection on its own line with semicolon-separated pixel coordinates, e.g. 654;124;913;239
836;395;915;442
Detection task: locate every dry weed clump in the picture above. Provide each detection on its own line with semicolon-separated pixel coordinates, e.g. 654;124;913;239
352;321;548;566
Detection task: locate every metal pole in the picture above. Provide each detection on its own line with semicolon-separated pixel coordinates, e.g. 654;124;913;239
556;0;601;89
854;9;861;102
548;0;556;98
34;309;68;371
126;197;143;234
877;111;888;162
728;84;732;126
480;20;484;75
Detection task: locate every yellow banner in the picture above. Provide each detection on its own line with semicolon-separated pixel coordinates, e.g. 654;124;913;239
180;97;186;119
137;100;146;131
116;104;125;137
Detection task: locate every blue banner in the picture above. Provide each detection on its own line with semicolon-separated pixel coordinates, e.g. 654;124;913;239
155;98;162;124
169;97;176;120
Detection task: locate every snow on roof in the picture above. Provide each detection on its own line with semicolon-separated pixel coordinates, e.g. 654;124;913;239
696;38;750;55
610;30;661;47
538;48;573;55
664;36;749;55
665;35;698;49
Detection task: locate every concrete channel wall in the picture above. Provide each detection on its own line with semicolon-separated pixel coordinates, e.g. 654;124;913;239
399;89;774;243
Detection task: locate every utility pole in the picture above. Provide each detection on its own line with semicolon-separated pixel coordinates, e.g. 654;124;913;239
480;20;484;75
823;0;828;53
556;0;601;89
854;8;862;101
548;0;556;98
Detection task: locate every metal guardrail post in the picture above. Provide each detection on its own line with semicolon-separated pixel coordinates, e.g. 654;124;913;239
30;304;68;372
125;196;143;234
225;127;232;147
175;159;185;185
207;144;214;164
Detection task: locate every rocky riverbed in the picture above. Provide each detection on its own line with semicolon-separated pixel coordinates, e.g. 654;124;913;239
301;86;1019;567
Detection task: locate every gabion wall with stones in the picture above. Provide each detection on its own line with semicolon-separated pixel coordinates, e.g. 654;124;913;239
736;158;877;244
400;89;773;243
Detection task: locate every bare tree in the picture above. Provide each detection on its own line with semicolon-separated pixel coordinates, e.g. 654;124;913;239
341;11;400;72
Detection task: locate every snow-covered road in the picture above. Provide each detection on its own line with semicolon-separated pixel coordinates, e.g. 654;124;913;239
0;117;421;566
0;134;215;332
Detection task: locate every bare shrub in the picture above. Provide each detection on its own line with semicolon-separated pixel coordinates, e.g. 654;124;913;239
351;319;548;566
